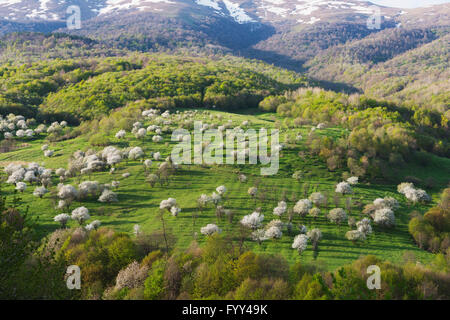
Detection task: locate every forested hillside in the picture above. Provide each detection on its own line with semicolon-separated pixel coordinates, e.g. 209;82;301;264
306;28;450;111
0;52;308;120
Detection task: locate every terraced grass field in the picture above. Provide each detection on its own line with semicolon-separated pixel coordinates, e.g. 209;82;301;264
1;110;448;271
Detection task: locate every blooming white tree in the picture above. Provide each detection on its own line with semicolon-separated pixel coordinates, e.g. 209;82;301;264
115;130;126;139
54;213;70;228
144;159;152;169
309;192;325;206
7;167;26;184
251;229;267;244
160;198;177;213
356;218;373;236
58;184;78;200
170;206;181;217
373;197;399;210
15;182;27;192
327;208;348;225
241;211;264;230
403;187;431;203
345;230;366;242
273;201;287;217
78;181;102;199
44;150;54;157
90;220;102;230
238;174;247;183
112;181;120;189
308;207;321;219
397;182;415;194
135;128;147;139
71;206;90;225
216;185;227;196
335;182;353;194
128;147;144;161
200;224;221;236
293;199;312;217
98;189;118;203
210;192;222;206
23;171;36;183
33;186;48;198
373;208;395;228
197;194;211;207
292;234;308;255
306;228;322;249
265;226;282;239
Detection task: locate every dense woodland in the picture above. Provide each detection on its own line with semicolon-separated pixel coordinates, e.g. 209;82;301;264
0;52;307;121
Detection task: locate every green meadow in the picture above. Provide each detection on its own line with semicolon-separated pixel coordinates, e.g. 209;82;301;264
1;110;447;271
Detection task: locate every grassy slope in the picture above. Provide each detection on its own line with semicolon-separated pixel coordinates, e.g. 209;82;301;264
1;110;447;271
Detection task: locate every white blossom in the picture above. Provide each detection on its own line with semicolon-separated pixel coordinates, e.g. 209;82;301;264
335;182;353;194
98;189;118;203
15;182;27;192
128;147;144;160
54;213;70;227
292;234;308;254
306;228;322;244
160;198;177;210
373;208;395;228
327;208;348;225
251;229;267;242
345;230;366;242
356;218;373;236
265;226;282;239
33;186;48;198
200;224;221;236
170;206;181;217
216;185;227;195
71;207;90;225
144;159;152;168
309;192;324;205
44;150;54;157
58;184;78;200
241;211;264;229
115;130;126;139
293;199;312;216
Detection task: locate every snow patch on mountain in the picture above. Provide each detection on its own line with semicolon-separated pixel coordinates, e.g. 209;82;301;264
26;0;58;20
222;0;256;24
196;0;222;11
99;0;175;15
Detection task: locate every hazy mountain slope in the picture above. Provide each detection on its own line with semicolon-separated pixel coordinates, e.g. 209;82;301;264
306;30;450;111
362;34;450;112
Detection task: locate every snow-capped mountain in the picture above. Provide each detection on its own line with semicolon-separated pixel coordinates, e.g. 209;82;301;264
1;0;448;72
0;0;404;25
